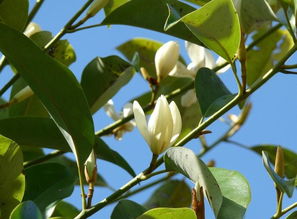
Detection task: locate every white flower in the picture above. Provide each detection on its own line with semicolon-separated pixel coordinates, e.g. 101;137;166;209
169;41;230;107
87;0;110;17
155;41;179;82
24;22;41;37
103;100;135;140
133;95;182;155
84;150;97;184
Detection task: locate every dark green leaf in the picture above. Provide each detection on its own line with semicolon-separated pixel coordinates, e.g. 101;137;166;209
262;151;295;197
24;163;75;211
181;0;240;61
251;145;297;179
0;0;28;31
137;208;196;219
0;135;25;219
9;201;43;219
144;180;191;209
0;98;9;119
210;168;251;219
21;146;44;162
49;201;79;218
50;40;76;66
111;200;146;219
81;56;133;114
164;147;222;217
195;68;233;117
102;0;201;45
94;138;136;177
0;23;95;169
287;211;297;219
104;0;129;15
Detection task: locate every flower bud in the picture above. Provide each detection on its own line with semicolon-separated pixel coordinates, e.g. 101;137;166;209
12;86;34;104
155;41;179;82
84;150;97;184
24;22;41;37
87;0;110;17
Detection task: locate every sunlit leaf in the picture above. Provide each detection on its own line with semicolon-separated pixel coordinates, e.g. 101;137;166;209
104;0;129;15
164;147;222;217
49;201;79;219
9;201;43;219
137;207;196;219
111;200;146;219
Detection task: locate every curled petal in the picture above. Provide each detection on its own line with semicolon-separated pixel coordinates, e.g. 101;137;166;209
216;56;231;74
169;61;196;79
204;50;216;69
133;101;150;145
104;100;120;121
181;89;197;107
185;41;205;66
122;103;133;118
169;101;182;146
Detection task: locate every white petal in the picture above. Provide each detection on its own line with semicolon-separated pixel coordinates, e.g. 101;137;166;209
169;101;182;146
103;100;120;121
181;89;197;107
133;101;150;145
24;22;41;37
187;62;204;76
185;41;205;65
169;61;195;79
204;50;216;69
216;56;231;74
155;41;179;81
122;102;133;118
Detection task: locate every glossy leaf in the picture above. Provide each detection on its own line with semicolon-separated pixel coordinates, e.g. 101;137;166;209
0;0;28;30
0;23;95;168
81;56;134;114
195;67;233;117
137;207;196;219
24;163;75;211
0;135;25;219
262;151;295;197
183;0;211;6
251;145;297;179
287;211;297;219
0;98;9;119
210;168;251;219
164;147;222;217
111;200;146;219
102;0;201;45
49;201;79;219
234;0;277;33
104;0;129;15
144;180;191;209
9;201;43;219
246;28;294;86
181;0;240;61
49;40;76;66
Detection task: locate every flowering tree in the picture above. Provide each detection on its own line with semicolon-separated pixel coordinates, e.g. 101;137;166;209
0;0;297;218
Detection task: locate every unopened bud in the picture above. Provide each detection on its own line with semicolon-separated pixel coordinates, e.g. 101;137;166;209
87;0;110;17
155;41;179;82
275;146;285;178
24;22;41;37
84;150;97;184
12;86;34;103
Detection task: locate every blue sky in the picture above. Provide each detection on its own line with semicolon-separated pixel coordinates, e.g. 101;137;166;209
1;0;297;218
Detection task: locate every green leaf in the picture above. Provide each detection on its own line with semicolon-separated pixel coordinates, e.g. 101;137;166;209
49;40;76;66
0;23;95;169
195;68;233;117
21;146;44;162
262;151;295;197
246;28;294;86
287;211;297;219
49;201;79;219
144;180;191;209
29;31;52;48
9;201;43;219
102;0;201;45
234;0;277;33
104;0;129;15
81;56;134;114
94;138;136;177
0;0;28;31
251;145;297;179
0;117;135;177
0;135;25;219
210;168;251;219
24;163;75;211
164;147;222;217
183;0;211;6
137;208;196;219
181;0;240;62
0;98;9;119
111;200;146;219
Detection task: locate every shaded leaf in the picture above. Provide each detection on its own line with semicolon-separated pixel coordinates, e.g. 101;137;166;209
0;23;95;169
9;201;43;219
144;180;191;209
49;201;79;219
0;135;25;219
0;0;28;31
102;0;201;45
195;68;233;117
262;151;295;197
164;147;222;217
137;207;196;219
81;56;133;114
111;200;146;219
287;211;297;219
24;163;75;211
251;145;297;179
181;0;240;61
49;40;76;67
104;0;129;15
210;168;251;219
